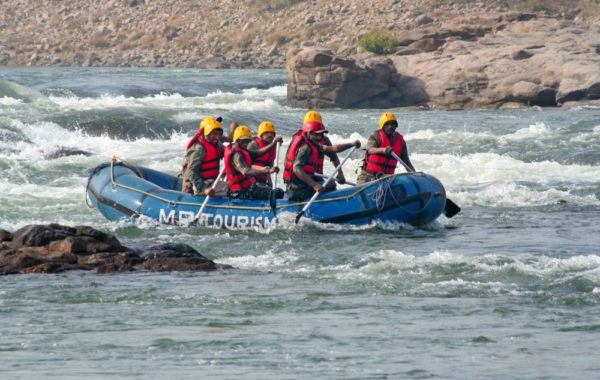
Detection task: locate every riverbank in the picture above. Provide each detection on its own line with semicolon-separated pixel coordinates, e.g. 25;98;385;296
1;0;598;68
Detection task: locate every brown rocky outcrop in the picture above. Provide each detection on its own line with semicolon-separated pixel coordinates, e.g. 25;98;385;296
286;47;403;108
0;224;231;275
287;14;600;109
1;1;599;108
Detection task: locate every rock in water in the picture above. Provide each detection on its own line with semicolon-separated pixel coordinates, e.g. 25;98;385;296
0;224;230;275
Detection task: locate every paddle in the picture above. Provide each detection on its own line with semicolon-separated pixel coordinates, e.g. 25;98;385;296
269;141;281;214
314;172;357;186
196;166;226;224
390;151;461;218
295;146;357;224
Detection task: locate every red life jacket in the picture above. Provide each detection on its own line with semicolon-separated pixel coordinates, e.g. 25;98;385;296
186;129;204;151
363;130;404;175
295;129;329;174
283;134;320;182
183;135;222;180
181;130;204;175
224;145;255;191
252;137;275;183
315;136;330;174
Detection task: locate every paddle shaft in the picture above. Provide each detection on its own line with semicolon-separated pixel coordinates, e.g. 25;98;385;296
269;142;281;215
295;146;357;224
390;151;414;173
197;166;226;220
272;141;280;189
314;172;357;186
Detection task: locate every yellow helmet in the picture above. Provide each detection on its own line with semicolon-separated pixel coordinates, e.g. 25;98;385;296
233;125;252;142
203;118;223;136
199;116;214;130
379;112;397;129
303;110;322;124
258;121;276;137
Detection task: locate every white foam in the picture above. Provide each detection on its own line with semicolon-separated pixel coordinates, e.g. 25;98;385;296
0;96;24;106
416;151;600;205
571;124;600;143
409;128;495;142
497;122;550;144
47;84;287;113
217;248;300;270
331;249;600;287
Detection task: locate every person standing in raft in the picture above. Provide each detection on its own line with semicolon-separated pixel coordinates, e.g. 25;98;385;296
225;126;283;200
181;117;226;197
284;119;361;201
302;110;348;187
246;121;279;186
357;112;415;184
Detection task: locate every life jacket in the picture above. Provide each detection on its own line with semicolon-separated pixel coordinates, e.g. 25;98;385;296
292;129;329;174
283;133;320;182
315;135;330;174
182;133;223;180
252;137;275;183
186;129;204;151
363;130;404;175
181;130;203;178
224;145;255;191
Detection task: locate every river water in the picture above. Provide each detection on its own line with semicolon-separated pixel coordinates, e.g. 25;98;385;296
1;67;599;379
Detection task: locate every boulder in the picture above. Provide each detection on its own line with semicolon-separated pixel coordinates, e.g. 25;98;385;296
131;242;218;271
286;47;398;108
0;224;231;275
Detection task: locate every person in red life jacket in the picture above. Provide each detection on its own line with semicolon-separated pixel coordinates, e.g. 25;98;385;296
246;121;279;186
357;112;415;184
302;110;348;186
225;126;282;200
181;117;226;197
284;120;361;201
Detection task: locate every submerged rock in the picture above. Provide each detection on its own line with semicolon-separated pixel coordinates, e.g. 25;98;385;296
45;147;92;159
0;224;231;275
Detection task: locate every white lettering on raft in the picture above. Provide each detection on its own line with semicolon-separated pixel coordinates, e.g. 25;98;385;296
158;209;277;229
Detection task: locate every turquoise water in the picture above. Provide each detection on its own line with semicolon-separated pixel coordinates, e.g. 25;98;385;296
1;68;600;379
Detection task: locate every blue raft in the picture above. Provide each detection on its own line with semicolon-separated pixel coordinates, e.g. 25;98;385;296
86;157;448;229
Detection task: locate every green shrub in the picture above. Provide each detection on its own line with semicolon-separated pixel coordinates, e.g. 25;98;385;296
357;29;398;55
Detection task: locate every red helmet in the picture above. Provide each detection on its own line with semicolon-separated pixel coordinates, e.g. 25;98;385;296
302;120;327;134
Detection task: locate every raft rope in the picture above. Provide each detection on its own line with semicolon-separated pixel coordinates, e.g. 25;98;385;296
371;177;392;212
89;156;431;215
105;155;292;211
370;174;434;215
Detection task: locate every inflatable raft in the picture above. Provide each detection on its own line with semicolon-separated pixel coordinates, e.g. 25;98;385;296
86;157;448;229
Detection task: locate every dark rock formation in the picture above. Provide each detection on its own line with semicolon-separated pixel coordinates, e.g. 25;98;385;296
45;147;92;159
0;224;231;275
130;242;219;271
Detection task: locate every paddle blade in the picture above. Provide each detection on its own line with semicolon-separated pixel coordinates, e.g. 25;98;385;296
443;198;461;218
294;210;305;224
